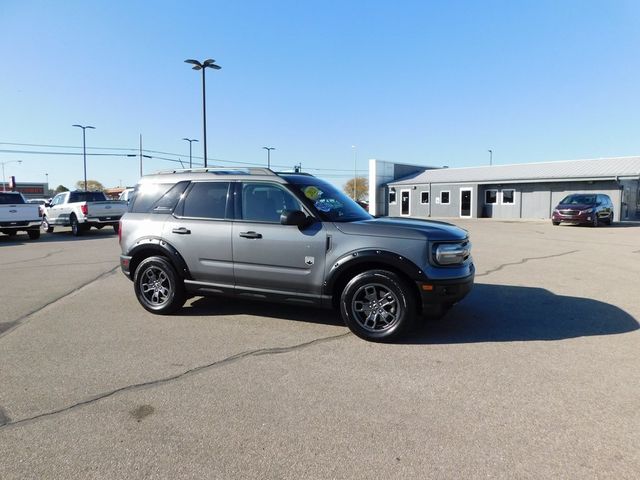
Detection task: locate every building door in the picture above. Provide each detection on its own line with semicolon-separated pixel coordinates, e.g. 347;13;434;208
460;188;472;217
401;190;410;216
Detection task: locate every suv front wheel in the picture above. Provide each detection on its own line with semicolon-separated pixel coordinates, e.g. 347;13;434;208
134;256;186;314
340;270;416;342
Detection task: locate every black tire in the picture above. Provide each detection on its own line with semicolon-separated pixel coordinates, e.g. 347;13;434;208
605;213;613;225
340;269;416;342
552;221;560;226
133;256;186;314
42;216;54;233
591;214;599;228
70;215;82;236
27;229;40;240
7;231;17;237
113;223;119;234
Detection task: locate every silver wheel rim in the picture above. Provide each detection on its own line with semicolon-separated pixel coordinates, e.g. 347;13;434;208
140;266;172;306
351;282;401;332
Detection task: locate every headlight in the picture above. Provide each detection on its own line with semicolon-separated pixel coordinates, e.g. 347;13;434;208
580;208;594;214
434;241;471;265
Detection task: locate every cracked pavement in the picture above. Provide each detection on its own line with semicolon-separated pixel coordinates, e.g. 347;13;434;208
1;220;639;479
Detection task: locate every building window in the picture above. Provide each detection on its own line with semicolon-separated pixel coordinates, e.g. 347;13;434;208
420;191;429;204
485;190;497;204
389;188;397;204
502;189;515;205
440;191;450;204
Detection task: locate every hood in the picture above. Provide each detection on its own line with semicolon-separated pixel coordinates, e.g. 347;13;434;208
556;203;594;210
334;217;468;241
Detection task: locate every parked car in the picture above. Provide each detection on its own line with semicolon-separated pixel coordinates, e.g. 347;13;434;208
119;188;135;203
0;192;41;239
552;193;614;227
42;190;127;236
118;168;474;342
27;198;48;216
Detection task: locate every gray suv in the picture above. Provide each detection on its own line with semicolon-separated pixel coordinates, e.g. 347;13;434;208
119;168;474;341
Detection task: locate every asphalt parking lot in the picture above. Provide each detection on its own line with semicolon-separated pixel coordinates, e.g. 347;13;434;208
1;220;639;479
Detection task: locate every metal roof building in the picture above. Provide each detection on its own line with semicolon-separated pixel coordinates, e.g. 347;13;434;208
377;156;640;222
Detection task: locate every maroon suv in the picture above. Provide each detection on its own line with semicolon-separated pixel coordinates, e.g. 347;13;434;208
552;193;613;227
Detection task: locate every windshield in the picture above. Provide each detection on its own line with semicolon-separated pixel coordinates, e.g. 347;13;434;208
560;194;596;205
285;175;372;222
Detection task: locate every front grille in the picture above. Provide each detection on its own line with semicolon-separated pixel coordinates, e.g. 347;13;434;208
560;209;579;216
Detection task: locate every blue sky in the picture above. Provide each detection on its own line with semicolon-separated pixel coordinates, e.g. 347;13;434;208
1;0;639;191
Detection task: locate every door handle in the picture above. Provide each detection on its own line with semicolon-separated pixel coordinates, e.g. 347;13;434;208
172;227;191;235
239;231;262;239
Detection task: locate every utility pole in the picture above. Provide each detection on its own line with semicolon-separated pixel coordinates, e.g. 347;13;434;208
352;145;357;200
138;134;152;177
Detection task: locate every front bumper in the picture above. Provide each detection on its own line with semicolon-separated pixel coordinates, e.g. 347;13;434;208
417;267;475;313
552;212;593;224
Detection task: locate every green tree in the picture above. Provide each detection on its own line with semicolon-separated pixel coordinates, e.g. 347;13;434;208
75;180;105;191
54;185;69;194
343;176;368;201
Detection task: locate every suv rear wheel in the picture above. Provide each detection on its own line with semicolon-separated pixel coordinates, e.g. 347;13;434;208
340;269;416;342
134;256;186;314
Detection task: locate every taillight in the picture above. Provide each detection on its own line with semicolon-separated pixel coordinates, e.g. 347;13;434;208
118;220;122;244
81;204;88;215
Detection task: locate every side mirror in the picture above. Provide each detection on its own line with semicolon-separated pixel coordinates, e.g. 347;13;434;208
280;209;309;227
45;202;52;208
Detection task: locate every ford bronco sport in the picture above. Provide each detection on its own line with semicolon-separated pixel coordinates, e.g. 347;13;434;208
119;168;474;341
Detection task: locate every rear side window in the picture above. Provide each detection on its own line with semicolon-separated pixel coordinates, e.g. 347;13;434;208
181;182;230;219
69;192;107;202
0;193;25;204
151;182;189;213
129;183;175;213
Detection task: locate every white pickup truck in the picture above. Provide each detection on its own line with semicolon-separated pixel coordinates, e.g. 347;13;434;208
42;190;127;236
0;191;41;240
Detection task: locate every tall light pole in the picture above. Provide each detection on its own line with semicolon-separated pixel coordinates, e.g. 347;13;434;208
182;138;199;168
72;124;95;190
352;145;357;200
45;172;49;195
1;160;22;191
138;134;152;177
262;146;275;169
488;149;493;166
185;58;221;168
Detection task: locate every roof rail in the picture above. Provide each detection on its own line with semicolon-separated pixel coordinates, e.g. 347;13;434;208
154;166;278;176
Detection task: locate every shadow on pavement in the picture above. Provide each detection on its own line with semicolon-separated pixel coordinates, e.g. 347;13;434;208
409;283;638;344
184;283;638;343
186;297;344;327
0;229;118;246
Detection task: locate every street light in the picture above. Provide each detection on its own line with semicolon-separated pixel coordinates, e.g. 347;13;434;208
262;146;275;169
488;149;493;166
1;160;22;191
72;124;95;190
182;138;199;168
185;58;222;168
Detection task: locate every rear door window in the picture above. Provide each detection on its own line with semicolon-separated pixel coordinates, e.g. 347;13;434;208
180;182;230;219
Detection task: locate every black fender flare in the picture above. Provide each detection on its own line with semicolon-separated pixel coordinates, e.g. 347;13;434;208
323;249;427;294
126;237;192;279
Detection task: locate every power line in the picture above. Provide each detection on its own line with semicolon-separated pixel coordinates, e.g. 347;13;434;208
0;141;370;173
